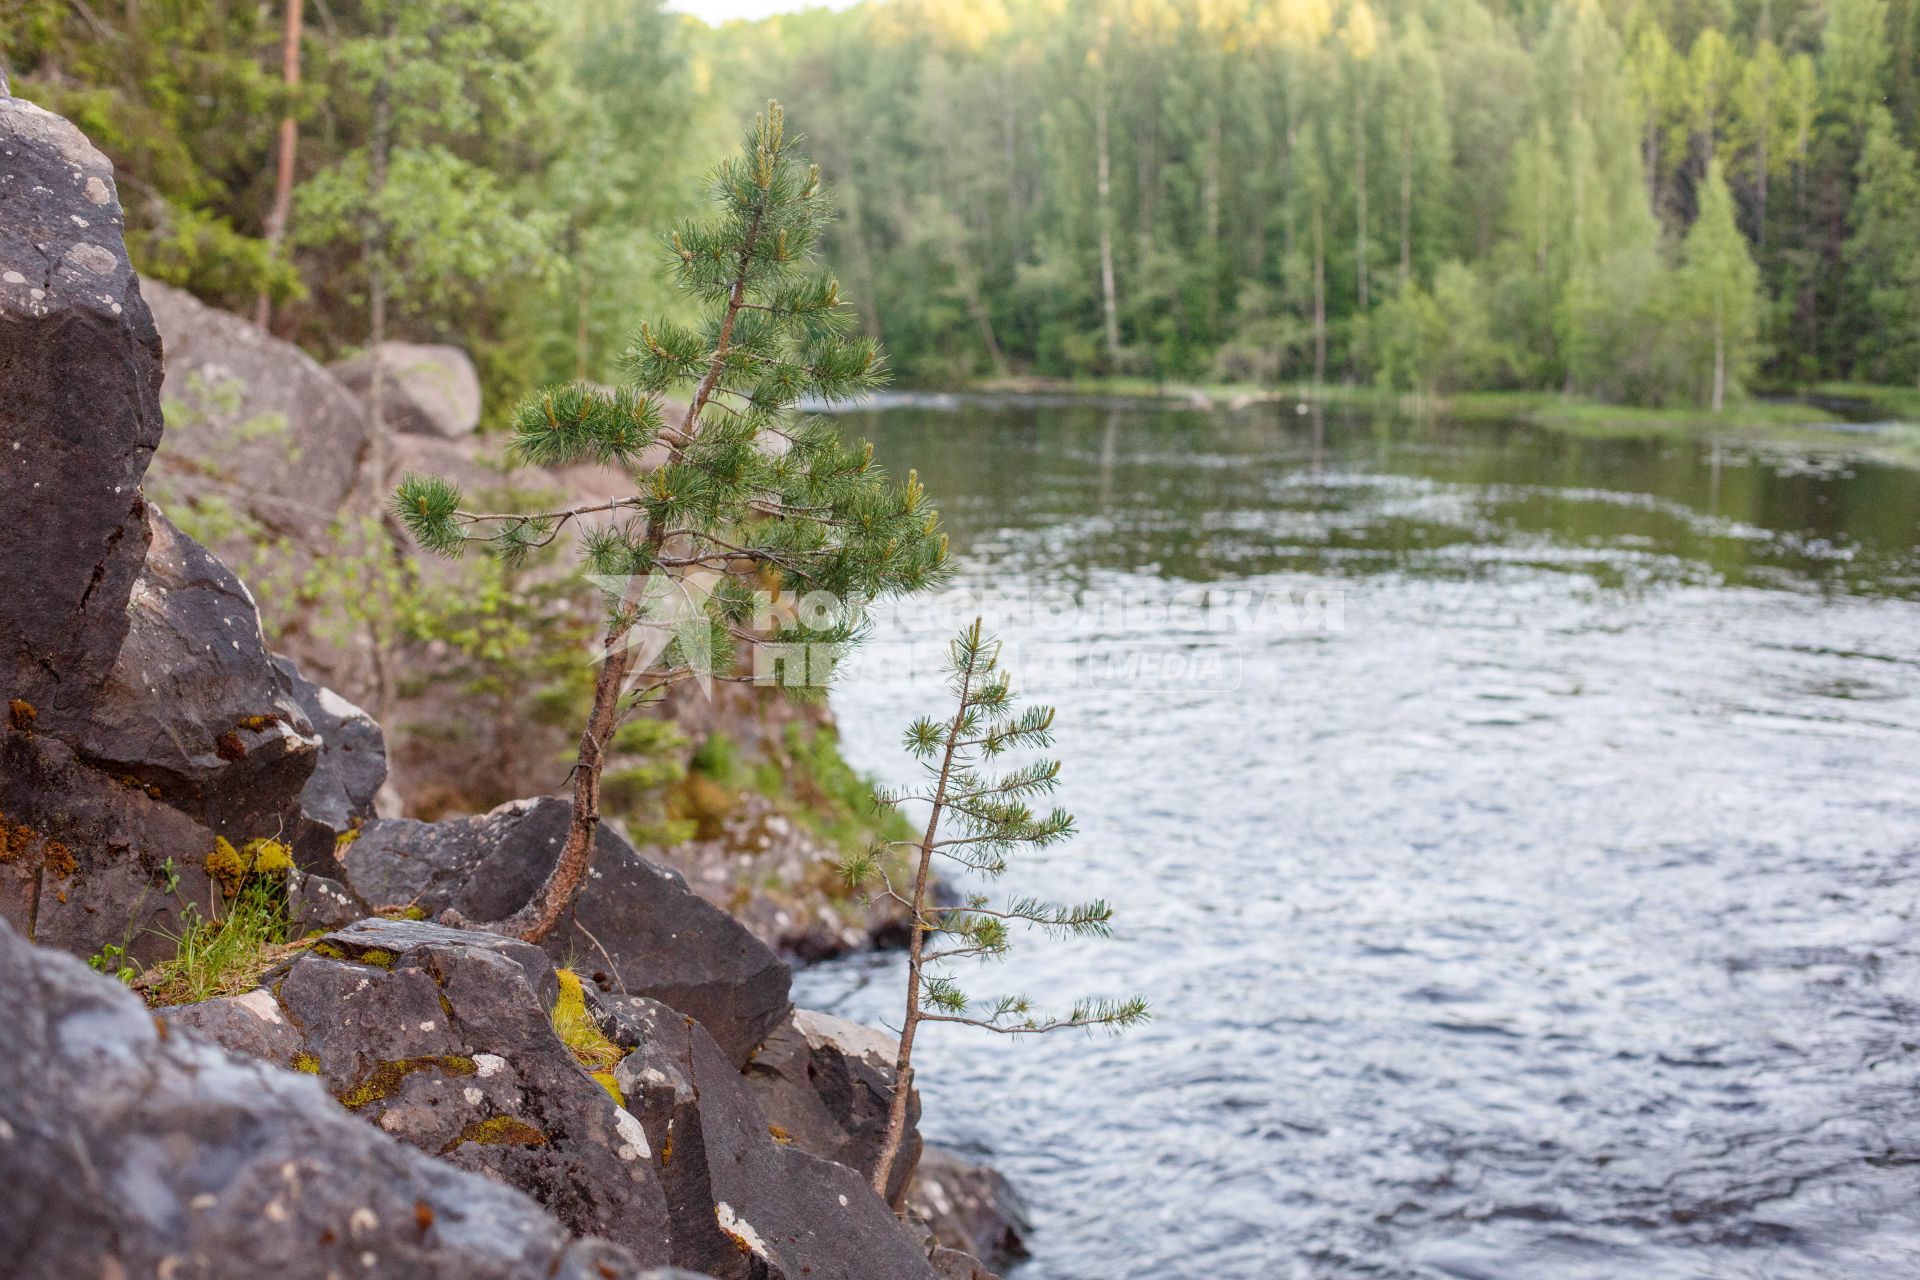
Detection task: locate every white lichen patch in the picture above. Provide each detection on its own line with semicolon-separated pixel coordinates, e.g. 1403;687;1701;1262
234;989;283;1025
347;1207;379;1238
612;1107;650;1161
715;1202;770;1259
1;271;23;285
474;1053;507;1078
463;1087;484;1106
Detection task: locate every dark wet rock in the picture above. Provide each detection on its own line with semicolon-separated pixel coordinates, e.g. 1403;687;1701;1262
0;84;161;737
183;918;675;1267
0;913;651;1280
334;341;482;439
288;868;368;932
74;508;319;833
0;723;221;964
743;1007;921;1205
142;276;372;539
340;798;791;1066
906;1146;1033;1274
275;653;386;871
601;994;938;1280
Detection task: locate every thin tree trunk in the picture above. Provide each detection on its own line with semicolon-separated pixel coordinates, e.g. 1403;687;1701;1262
575;237;591;381
364;50;394;727
255;0;304;330
1755;135;1769;250
1354;78;1368;311
1398;115;1413;285
1094;21;1122;371
1712;309;1726;413
872;654;974;1199
492;200;768;944
1311;201;1326;387
1203;98;1221;329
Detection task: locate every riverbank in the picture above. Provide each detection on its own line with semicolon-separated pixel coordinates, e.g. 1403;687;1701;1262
961;376;1920;466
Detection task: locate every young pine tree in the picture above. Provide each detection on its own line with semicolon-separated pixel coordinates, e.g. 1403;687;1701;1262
843;619;1149;1197
395;102;948;942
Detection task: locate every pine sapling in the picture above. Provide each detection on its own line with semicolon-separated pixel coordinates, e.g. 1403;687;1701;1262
393;102;947;942
843;619;1149;1197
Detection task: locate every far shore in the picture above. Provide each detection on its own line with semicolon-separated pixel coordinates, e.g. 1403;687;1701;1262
830;377;1920;467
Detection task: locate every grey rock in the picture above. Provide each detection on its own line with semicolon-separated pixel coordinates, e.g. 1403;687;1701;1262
73;508;320;835
142;277;372;539
0;723;221;965
0;913;650;1280
287;868;368;932
275;653;387;871
334;340;482;439
743;1006;922;1205
0;86;160;737
906;1145;1033;1274
602;994;939;1280
341;798;791;1066
184;918;676;1267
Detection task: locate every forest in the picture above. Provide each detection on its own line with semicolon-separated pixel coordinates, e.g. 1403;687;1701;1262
6;0;1919;411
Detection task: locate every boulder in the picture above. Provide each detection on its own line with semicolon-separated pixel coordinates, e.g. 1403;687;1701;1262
0;914;655;1280
743;1007;921;1204
340;798;792;1066
0;723;219;963
0;82;161;737
334;341;482;439
142;276;372;539
600;993;939;1280
275;652;387;871
178;918;675;1267
906;1146;1033;1274
73;508;320;834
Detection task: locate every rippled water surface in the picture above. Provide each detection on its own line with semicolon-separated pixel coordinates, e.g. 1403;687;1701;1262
796;402;1920;1280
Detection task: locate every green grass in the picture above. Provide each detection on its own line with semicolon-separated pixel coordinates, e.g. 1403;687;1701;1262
136;875;303;1007
1809;381;1920;422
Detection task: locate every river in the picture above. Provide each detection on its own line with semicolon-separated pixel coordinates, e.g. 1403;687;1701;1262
795;398;1920;1280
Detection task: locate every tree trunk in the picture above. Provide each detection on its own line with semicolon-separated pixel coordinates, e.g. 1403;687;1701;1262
1203;98;1221;330
1712;309;1726;413
575;234;591;381
1354;78;1368;311
872;657;973;1200
1094;24;1122;371
254;0;304;331
490;199;768;944
1398;114;1413;286
1755;134;1769;250
364;52;394;727
1311;201;1326;387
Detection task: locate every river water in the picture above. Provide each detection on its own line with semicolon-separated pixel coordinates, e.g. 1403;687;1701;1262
794;399;1920;1280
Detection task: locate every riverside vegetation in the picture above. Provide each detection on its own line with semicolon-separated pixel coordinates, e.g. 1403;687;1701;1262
7;0;1920;419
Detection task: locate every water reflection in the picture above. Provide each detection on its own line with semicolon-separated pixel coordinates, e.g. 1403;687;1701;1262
801;402;1920;1280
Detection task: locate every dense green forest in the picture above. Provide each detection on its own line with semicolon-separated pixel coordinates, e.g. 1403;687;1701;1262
6;0;1919;410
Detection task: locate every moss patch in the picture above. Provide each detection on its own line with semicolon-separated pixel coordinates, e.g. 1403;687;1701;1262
311;939;397;968
552;969;625;1075
8;699;35;733
337;1055;477;1110
445;1114;548;1150
292;1052;321;1075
